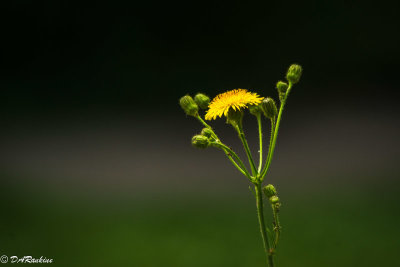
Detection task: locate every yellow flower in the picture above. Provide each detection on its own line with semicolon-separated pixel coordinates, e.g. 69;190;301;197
205;89;264;120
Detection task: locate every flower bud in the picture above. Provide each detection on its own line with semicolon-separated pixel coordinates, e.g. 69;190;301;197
226;108;243;128
286;64;302;84
261;97;278;119
269;196;280;204
276;81;288;94
194;93;210;109
201;128;213;138
191;135;209;149
263;184;277;198
273;202;281;211
276;81;288;101
179;95;199;116
249;104;262;116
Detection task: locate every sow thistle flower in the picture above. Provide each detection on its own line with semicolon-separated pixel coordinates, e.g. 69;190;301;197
179;64;302;267
205;89;264;120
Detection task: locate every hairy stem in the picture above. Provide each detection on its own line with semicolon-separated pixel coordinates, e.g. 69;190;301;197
261;83;292;180
213;142;252;180
255;184;274;267
272;206;281;248
262;119;275;178
196;115;218;139
237;124;258;176
257;114;263;173
195;115;252;179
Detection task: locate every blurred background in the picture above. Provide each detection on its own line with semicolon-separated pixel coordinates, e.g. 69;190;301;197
0;1;399;266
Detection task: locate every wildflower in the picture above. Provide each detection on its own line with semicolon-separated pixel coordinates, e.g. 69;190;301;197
179;63;303;267
205;89;264;120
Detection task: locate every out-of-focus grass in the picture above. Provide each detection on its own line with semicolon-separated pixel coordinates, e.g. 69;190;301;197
1;175;399;267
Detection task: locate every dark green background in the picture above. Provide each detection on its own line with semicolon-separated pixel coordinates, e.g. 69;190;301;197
1;1;399;266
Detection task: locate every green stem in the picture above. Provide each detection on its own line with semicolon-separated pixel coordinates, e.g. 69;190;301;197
255;184;274;267
196;114;253;180
213;142;252;180
257;114;263;173
196;115;218;139
196;114;211;129
237;124;258;176
263;118;275;177
272;206;281;248
261;84;292;180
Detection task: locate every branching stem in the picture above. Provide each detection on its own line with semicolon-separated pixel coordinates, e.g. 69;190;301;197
213;142;252;180
261;83;292;180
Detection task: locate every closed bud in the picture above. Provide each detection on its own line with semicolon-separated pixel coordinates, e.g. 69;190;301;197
263;184;277;198
276;81;288;94
269;196;280;204
261;98;278;119
194;93;210;109
249;104;262;116
179;95;199;116
201;128;213;138
191;135;209;149
276;81;289;101
286;64;302;84
226;108;243;128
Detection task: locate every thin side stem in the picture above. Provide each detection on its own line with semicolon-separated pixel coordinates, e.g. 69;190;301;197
257;114;263;173
272;206;281;248
223;151;247;177
196;115;218;139
261;84;292;180
255;184;274;267
237;124;258;176
213;142;252;180
196;114;253;180
196;114;211;129
262;118;275;178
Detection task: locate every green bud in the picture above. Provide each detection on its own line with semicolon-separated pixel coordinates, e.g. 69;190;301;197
201;128;213;138
179;95;199;116
263;184;277;198
249;104;262;116
191;135;209;149
276;81;289;101
194;93;210;109
226;108;243;129
276;81;288;94
286;64;302;84
273;202;281;211
269;196;280;204
261;97;278;119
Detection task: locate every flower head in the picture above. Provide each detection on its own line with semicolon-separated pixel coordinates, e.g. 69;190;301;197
205;89;264;120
